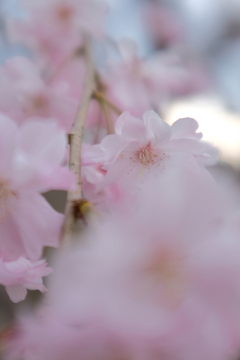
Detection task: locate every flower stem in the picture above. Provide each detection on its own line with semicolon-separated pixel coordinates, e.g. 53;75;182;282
93;90;122;116
61;34;95;244
99;98;114;134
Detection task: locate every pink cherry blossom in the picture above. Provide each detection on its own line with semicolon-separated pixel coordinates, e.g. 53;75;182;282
0;114;75;261
84;110;218;190
5;170;240;360
144;2;184;48
81;144;124;210
7;0;107;66
0;56;77;130
48;57;103;131
0;257;52;303
103;40;208;118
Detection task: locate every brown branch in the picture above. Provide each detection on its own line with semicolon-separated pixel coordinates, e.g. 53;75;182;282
61;34;95;244
93;90;122;116
99;98;114;134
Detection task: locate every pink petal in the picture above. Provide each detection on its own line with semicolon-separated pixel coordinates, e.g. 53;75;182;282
97;158;131;190
6;285;27;303
0;215;26;261
25;282;47;292
115;112;147;141
101;135;129;163
171;117;202;140
162;138;215;156
82;144;105;165
143;110;171;143
13;191;63;260
18;119;67;166
30;166;76;193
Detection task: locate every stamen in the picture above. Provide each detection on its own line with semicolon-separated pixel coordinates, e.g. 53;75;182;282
135;144;158;166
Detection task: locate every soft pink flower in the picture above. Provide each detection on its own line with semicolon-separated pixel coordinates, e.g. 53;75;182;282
0;114;75;261
0;257;52;303
103;40;208;117
144;2;184;48
5;169;240;360
0;56;77;130
81;144;124;210
84;110;218;190
48;57;103;131
8;0;107;66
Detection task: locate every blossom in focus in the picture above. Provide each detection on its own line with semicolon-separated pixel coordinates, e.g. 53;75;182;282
0;114;75;261
0;257;52;303
7;0;107;66
84;110;218;190
0;57;78;130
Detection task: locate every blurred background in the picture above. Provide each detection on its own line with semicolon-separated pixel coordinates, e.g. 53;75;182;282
1;0;240;345
2;0;240;167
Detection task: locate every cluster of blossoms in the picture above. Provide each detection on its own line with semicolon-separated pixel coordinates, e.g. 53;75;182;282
0;1;240;360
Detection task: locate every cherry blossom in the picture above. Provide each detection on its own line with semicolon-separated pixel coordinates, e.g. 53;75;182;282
144;1;184;48
8;0;107;66
0;114;75;261
5;170;240;360
81;144;124;210
84;110;218;190
0;56;77;130
0;257;52;303
103;40;208;118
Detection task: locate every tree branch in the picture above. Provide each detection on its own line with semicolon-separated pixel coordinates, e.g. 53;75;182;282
61;34;95;244
93;90;122;116
99;98;114;134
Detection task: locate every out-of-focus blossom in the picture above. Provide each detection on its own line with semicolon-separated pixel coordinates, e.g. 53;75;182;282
0;114;75;261
103;40;208;117
7;0;107;66
5;169;240;360
0;56;77;130
83;110;217;190
144;1;184;48
48;57;102;131
0;257;52;303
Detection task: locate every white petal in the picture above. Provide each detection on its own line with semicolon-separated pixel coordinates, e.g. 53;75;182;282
143;110;171;143
6;285;27;303
171;117;202;140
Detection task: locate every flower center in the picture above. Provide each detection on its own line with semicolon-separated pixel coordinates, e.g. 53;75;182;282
144;246;185;307
32;94;48;110
0;179;17;223
25;94;49;116
146;247;181;282
135;144;158;166
56;4;73;23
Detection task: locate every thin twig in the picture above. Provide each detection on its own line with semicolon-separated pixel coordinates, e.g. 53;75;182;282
93;90;122;116
99;99;114;134
61;34;95;244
